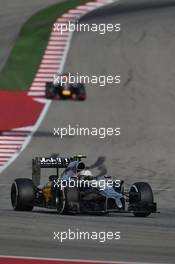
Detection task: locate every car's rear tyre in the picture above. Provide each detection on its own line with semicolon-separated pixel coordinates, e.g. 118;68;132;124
75;84;86;100
129;182;153;217
11;178;35;211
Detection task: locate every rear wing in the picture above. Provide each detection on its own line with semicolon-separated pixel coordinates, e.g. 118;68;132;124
36;157;70;168
32;155;86;186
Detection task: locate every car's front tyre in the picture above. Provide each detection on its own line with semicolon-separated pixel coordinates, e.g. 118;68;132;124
129;182;154;217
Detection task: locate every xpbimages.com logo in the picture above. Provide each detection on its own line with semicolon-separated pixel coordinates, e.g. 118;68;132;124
53;229;121;243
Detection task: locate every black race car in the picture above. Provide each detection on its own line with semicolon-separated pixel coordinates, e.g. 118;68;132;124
11;155;157;217
45;73;86;100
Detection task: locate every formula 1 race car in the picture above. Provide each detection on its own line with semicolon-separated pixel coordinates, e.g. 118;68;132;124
11;155;157;217
45;73;86;100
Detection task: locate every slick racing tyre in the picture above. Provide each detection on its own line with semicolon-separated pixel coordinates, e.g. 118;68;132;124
76;84;86;100
11;178;35;211
129;182;154;217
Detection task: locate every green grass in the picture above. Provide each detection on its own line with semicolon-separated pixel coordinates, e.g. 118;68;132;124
0;0;90;91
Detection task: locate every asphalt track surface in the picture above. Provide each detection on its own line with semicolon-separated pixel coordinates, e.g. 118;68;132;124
0;0;175;263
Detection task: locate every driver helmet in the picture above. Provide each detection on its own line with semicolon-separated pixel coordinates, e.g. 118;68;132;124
78;170;93;180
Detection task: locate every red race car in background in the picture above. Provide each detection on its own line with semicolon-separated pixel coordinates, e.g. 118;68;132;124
45;73;86;100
